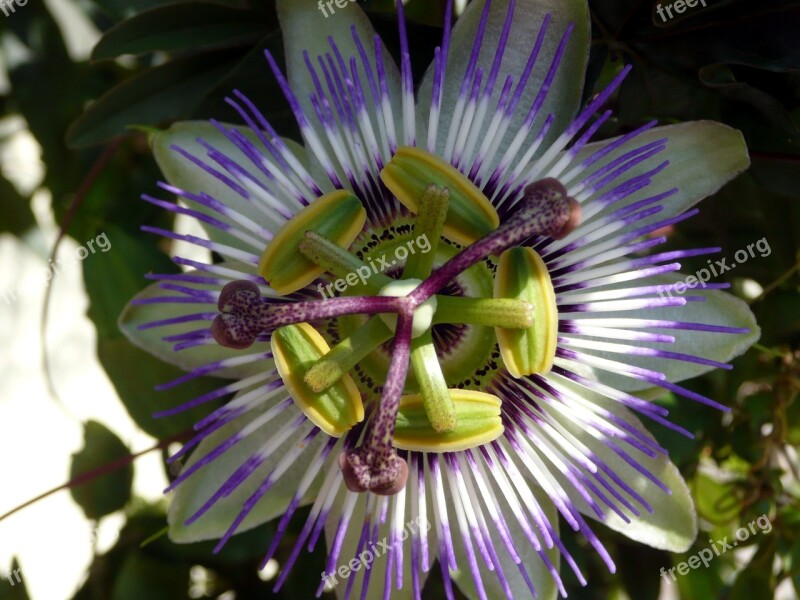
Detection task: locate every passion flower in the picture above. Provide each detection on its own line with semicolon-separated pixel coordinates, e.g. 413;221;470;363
121;0;758;598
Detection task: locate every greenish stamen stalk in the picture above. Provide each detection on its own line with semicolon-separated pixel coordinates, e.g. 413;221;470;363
299;231;392;294
402;185;450;279
433;297;535;328
410;332;455;432
398;185;456;432
304;316;393;393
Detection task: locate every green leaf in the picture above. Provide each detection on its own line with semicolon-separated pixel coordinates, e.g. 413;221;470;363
692;471;741;525
616;543;666;600
0;175;34;237
729;541;777;600
69;421;134;520
187;31;297;136
98;337;230;439
6;0;95;204
92;2;274;59
110;552;190;600
66;49;246;147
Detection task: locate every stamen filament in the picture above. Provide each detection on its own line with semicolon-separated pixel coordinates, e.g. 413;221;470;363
304;316;393;393
433;297;534;328
410;332;456;432
402;184;450;279
400;184;456;432
299;231;392;294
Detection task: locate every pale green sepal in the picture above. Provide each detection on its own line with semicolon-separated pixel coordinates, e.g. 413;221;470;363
168;396;326;543
555;122;750;247
535;377;698;552
323;488;429;600
152;121;299;252
450;477;560;600
276;0;403;173
119;268;273;378
576;273;759;391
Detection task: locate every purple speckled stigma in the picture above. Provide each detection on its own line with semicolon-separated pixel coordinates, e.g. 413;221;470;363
128;1;754;598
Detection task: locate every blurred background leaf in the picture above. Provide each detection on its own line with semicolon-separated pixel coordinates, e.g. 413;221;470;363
69;421;134;520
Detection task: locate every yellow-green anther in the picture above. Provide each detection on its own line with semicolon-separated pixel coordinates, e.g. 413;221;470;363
299;231;392;294
259;190;366;295
494;246;558;377
434;296;535;328
272;322;364;437
304;316;393;393
393;390;504;452
409;332;456;433
381;147;499;246
402;185;449;280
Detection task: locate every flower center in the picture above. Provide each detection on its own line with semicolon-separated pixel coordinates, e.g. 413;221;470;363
211;147;581;495
377;279;437;338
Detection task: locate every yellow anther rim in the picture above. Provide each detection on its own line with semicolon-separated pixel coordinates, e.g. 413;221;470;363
381;146;499;246
271;322;364;437
393;389;504;452
495;246;558;377
259;190;366;295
